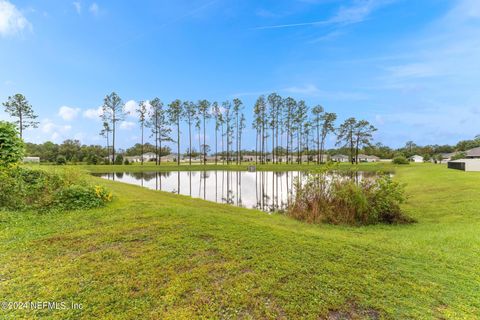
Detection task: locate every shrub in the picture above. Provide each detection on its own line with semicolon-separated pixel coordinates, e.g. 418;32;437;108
392;156;409;165
114;154;124;165
124;158;130;165
0;167;112;212
54;185;112;210
56;155;67;165
287;174;414;226
0;121;24;167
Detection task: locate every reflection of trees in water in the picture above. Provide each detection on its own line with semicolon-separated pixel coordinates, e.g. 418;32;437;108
100;170;384;212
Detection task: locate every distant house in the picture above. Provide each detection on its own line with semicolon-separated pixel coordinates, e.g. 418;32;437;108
438;152;458;164
409;155;424;163
331;154;350;162
448;159;480;172
142;152;157;162
465;147;480;159
241;154;256;162
357;154;380;163
23;157;40;163
160;153;180;162
124;156;141;163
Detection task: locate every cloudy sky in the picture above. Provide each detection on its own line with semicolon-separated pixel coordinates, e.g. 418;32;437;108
1;0;480;150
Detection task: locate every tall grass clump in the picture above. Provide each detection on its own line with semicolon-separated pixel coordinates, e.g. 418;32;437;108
0;166;112;212
287;173;414;225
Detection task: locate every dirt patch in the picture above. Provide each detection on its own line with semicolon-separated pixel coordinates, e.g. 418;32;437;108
325;302;381;320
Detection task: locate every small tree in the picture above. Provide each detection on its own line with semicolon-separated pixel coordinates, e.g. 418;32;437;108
336;117;357;164
114;154;124;165
168;99;183;166
0;121;25;167
2;94;39;140
136;101;148;165
101;92;125;164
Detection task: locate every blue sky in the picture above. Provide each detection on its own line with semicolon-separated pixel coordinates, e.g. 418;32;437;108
1;0;480;151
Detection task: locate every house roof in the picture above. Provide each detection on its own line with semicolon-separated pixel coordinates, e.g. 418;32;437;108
332;154;349;158
410;155;423;159
466;147;480;157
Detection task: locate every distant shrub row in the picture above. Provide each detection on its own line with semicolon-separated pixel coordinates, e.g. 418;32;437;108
287;174;414;226
0;166;112;212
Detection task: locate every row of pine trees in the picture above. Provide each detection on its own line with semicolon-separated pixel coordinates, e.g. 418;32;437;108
100;92;377;166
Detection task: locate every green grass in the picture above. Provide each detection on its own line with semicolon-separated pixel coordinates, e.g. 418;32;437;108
1;163;479;319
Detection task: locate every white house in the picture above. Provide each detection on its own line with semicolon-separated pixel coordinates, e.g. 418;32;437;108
409;155;424;163
142;152;157;162
448;159;480;172
331;154;350;162
23;157;40;163
357;154;380;163
124;156;142;163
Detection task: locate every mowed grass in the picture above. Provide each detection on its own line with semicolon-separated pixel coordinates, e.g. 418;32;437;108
0;163;479;319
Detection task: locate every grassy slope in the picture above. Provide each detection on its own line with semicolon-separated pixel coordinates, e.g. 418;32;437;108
0;164;479;319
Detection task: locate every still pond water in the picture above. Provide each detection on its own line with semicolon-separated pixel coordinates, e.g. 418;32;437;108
95;170;380;212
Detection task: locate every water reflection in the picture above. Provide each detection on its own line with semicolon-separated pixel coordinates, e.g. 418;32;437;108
94;170;381;212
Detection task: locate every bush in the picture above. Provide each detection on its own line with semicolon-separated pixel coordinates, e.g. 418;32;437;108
392;156;409;165
56;155;67;165
114;154;124;165
287;174;414;226
0;167;112;212
54;185;111;210
0;121;24;167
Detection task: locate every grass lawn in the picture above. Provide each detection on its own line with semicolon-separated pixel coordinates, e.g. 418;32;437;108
0;163;479;319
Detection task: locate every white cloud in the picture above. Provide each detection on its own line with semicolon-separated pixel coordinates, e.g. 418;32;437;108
40;119;72;142
120;121;135;130
73;1;81;14
329;0;395;25
123;100;138;116
58;106;80;121
0;0;32;37
83;106;103;120
89;2;99;16
254;0;395;29
283;84;369;100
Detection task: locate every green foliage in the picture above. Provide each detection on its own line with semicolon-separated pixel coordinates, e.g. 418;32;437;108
2;94;39;138
56;155;67;165
54;185;111;210
392;155;409;165
451;152;465;161
114;154;124;165
0;167;112;212
0;121;24;167
288;174;413;225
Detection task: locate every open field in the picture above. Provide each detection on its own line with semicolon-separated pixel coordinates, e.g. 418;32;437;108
1;163;479;319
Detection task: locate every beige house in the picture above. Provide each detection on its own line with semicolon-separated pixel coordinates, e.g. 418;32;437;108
448;159;480;172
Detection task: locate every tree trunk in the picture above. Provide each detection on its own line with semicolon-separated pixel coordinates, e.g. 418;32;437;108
203;114;206;165
141;122;144;165
177;119;180;166
189;121;192;165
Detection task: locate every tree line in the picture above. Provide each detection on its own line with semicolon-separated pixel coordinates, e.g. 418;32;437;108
99;91;377;165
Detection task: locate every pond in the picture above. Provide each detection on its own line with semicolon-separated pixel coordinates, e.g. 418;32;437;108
94;170;383;212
